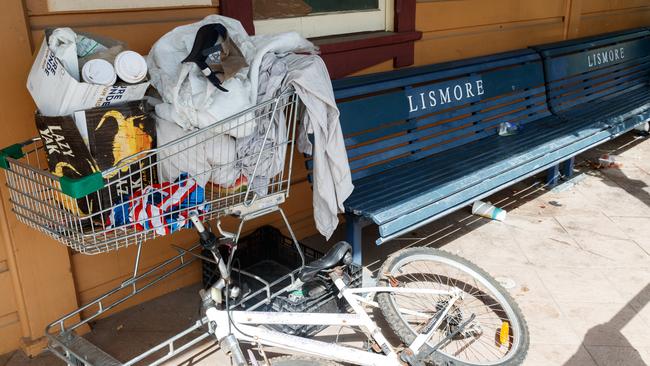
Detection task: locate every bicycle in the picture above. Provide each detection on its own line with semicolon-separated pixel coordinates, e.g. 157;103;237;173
189;213;529;366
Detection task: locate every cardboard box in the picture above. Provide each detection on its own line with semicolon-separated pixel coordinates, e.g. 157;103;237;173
36;101;157;219
27;35;150;117
35;113;103;216
78;100;157;198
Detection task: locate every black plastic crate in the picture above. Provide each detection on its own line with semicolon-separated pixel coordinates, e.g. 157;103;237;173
269;263;362;336
201;225;362;337
201;225;321;288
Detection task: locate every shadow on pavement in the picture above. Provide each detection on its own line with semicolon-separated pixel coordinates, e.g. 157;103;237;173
564;284;650;366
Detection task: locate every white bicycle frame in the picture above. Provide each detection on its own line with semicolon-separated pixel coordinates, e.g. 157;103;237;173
205;271;462;366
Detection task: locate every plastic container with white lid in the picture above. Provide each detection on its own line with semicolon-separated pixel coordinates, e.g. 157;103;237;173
114;50;148;84
81;59;117;86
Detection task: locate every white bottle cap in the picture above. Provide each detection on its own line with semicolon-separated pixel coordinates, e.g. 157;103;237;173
81;59;117;86
114;50;148;84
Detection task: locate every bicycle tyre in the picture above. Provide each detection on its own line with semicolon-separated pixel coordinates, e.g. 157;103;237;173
376;247;529;366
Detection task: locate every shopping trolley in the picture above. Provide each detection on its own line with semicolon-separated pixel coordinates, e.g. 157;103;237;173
0;88;306;365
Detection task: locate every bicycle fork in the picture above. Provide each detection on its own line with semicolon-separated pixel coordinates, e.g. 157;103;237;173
189;214;248;366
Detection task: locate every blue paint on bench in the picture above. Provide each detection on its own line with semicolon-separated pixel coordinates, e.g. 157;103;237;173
304;29;650;262
534;28;650;119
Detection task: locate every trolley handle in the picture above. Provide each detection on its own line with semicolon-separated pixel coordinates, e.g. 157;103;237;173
0;139;32;170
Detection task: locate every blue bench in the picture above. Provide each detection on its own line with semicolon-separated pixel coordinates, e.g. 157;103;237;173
533;28;650;182
308;29;650;264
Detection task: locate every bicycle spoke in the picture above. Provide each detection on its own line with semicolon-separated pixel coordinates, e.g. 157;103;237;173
380;251;524;365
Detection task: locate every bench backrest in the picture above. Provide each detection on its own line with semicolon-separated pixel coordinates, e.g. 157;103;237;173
331;49;550;182
534;28;650;114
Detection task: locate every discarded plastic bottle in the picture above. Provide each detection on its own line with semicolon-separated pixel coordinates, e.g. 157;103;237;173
598;154;621;169
472;200;507;221
498;122;520;136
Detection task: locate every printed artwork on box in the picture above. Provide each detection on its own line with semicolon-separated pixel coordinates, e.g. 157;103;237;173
35;114;101;216
84;101;157;198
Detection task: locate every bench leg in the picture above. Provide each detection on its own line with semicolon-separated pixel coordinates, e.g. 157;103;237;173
562;157;575;180
345;214;363;265
546;165;560;187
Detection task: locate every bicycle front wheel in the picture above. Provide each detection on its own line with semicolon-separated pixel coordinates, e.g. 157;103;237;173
376;247;529;366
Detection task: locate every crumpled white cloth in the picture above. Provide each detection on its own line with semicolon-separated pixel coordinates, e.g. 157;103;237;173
155;114;239;188
253;52;354;239
148;15;353;239
147;15;257;137
237;53;288;192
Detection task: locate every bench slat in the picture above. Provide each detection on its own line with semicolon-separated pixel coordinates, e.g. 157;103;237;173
552;76;648;113
378;121;637;239
350;114;589;212
542;38;650;81
348;102;549;174
536;29;650;57
346;91;546;159
350;106;551;180
535;28;650;116
561;87;650;122
549;56;650;90
344;86;545;147
349;88;650;218
336;57;548;179
333;49;539;99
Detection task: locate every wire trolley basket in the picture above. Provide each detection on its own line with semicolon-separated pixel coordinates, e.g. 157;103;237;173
0;88;301;255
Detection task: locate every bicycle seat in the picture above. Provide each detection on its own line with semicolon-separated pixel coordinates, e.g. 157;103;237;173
299;241;353;282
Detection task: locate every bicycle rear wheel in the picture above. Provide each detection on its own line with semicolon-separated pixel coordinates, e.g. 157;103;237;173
376;247;529;366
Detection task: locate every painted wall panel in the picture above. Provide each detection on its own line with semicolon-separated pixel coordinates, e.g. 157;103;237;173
29;7;219;54
581;0;650;13
0;272;17;317
578;6;650;37
0;315;21;355
416;0;565;33
415;19;564;66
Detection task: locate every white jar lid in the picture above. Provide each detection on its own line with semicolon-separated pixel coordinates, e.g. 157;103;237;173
114;50;148;84
81;59;117;86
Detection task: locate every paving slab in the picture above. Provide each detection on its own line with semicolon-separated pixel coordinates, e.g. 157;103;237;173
583;345;650;366
524;344;596;366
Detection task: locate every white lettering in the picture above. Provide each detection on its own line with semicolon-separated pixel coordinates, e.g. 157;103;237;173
465;82;475;97
39;125;75;158
407;95;418;113
476;80;485;95
406;78;484;114
453;85;463;100
439;87;451;104
428;90;437;107
587;47;626;69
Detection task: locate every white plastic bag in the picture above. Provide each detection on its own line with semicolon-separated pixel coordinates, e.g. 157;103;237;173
48;28;80;81
147;15;257;136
